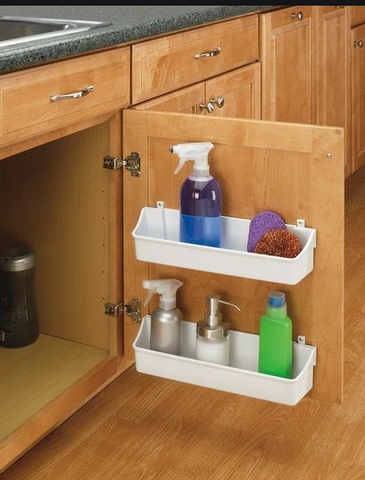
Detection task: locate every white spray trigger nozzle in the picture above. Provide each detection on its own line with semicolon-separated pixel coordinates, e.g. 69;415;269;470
169;142;214;176
142;279;183;310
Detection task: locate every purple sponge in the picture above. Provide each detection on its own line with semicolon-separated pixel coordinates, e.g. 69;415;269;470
247;211;286;253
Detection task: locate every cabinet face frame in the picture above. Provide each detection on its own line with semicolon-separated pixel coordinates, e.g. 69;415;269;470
122;109;344;405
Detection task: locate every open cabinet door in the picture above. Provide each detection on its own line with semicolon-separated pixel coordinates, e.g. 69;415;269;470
123;110;344;404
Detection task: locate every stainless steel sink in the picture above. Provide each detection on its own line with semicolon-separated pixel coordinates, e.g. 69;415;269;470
0;16;111;47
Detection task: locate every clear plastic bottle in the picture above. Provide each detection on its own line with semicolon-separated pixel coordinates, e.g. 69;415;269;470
170;142;222;247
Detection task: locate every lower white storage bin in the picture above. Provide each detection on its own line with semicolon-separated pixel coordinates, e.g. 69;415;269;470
133;316;317;406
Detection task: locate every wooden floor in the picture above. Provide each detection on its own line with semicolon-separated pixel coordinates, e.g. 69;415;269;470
0;334;108;440
2;168;365;479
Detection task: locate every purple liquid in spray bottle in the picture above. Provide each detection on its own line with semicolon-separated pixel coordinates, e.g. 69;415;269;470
169;142;222;247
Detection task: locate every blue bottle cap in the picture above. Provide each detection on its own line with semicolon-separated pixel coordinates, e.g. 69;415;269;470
268;291;286;308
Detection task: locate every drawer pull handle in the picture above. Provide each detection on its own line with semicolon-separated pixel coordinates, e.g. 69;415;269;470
50;85;94;102
209;97;225;109
199;102;215;113
354;40;364;48
291;11;304;21
195;47;221;59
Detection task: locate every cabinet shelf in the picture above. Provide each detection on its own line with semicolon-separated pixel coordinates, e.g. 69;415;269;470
133;316;316;406
132;207;316;284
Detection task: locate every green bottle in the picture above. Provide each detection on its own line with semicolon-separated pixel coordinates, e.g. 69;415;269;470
258;291;293;379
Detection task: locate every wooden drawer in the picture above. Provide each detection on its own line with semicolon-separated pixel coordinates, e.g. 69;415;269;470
132;16;259;104
351;6;365;28
0;47;130;147
268;6;313;29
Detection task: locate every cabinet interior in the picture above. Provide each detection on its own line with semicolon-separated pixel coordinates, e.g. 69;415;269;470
0;122;114;439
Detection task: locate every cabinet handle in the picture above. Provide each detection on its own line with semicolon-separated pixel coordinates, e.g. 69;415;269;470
199;102;215;113
195;47;221;59
209;97;225;109
291;11;304;21
50;85;94;102
354;40;364;48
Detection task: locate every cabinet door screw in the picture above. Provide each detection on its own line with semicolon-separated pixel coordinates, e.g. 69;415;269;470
326;153;332;159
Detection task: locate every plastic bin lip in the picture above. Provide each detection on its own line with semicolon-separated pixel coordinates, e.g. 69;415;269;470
132;207;316;264
133;317;316;385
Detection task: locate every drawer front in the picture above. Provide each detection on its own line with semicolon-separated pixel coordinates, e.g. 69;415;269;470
132;16;259;104
267;6;313;29
351;6;365;28
0;48;130;147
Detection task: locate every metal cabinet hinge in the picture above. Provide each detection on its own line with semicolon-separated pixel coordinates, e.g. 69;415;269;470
103;152;140;177
104;298;141;323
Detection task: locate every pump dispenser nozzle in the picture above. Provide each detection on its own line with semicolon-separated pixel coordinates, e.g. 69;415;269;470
143;279;183;310
169;142;214;176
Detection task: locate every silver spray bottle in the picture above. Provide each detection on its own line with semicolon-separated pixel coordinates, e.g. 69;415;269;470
143;279;183;355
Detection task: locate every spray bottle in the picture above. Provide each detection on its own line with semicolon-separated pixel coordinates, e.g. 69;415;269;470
143;279;183;355
169;142;222;247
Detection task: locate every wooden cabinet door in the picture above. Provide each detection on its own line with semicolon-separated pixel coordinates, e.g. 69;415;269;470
205;63;261;119
352;24;365;172
261;6;315;123
135;84;205;114
123;109;344;404
316;6;351;178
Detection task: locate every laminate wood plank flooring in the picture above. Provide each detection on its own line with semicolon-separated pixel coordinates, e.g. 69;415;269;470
2;167;365;480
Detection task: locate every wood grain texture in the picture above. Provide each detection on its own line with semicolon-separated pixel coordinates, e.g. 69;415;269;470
351;24;365;173
315;7;351;178
0;123;111;350
0;334;109;440
351;5;365;28
123;110;344;403
205;63;261;119
261;6;315;124
135;83;205;114
0;47;130;148
0;111;115;162
132;16;259;104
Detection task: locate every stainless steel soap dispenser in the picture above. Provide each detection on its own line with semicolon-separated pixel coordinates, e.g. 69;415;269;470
196;295;241;366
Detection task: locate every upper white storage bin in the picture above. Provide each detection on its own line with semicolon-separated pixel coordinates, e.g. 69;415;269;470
132;207;316;285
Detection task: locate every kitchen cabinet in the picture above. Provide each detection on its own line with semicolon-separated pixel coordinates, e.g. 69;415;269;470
261;6;315;124
137;63;261;120
0;48;130;149
132;16;259;104
205;63;261;119
352;24;365;172
0;6;351;473
0;113;131;471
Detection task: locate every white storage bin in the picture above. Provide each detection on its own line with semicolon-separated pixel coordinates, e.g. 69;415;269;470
133;316;317;406
132;207;316;285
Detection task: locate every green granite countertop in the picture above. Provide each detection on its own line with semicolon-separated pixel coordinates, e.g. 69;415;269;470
0;6;275;74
